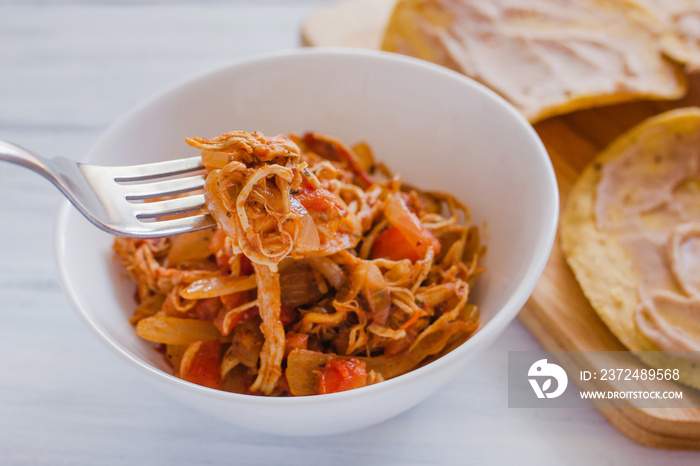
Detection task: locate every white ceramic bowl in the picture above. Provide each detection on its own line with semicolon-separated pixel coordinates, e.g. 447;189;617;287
55;49;558;436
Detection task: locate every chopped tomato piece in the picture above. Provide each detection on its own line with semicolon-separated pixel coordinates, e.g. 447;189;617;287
210;230;230;272
382;193;441;260
371;207;441;263
276;373;291;395
180;340;222;390
293;187;346;217
192;297;221;321
284;331;309;357
279;304;299;327
318;358;368;394
216;258;230;275
220;292;248;311
371;226;422;262
240;255;254;276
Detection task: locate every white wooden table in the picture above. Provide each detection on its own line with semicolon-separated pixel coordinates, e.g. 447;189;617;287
1;1;699;464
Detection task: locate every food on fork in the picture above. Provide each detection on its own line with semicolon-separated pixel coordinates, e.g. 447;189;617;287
114;130;483;396
561;107;700;389
188;131;363;271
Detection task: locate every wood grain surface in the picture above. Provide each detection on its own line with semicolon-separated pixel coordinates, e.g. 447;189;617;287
303;0;700;450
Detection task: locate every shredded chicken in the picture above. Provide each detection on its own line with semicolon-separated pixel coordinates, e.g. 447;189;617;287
115;130;483;396
249;263;285;395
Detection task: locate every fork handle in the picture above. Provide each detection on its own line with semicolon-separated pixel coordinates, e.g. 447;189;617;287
0;139;55;180
0;139;87;216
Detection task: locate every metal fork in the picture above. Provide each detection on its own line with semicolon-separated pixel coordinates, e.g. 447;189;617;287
0;139;216;238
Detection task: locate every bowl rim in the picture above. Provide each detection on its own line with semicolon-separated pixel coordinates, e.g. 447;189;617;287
55;47;559;405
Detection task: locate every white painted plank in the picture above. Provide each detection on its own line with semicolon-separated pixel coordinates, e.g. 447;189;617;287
0;1;698;464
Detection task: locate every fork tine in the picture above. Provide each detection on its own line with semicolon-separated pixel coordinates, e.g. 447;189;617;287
123;174;205;200
127;213;217;238
110;156;203;182
133;194;206;219
155;213;217;233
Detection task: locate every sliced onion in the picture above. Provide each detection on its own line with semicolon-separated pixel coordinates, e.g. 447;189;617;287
289;196;320;253
165;229;214;265
363;263;391;326
306;257;346;290
415;283;457;308
361;321;472;379
166;344;188;373
384;193;440;256
286;349;333;396
203;169;240;240
135;315;221;345
181;275;257;300
258;181;286;216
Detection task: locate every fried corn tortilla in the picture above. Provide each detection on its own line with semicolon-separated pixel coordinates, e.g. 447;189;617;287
561;108;700;389
381;0;686;123
630;0;700;74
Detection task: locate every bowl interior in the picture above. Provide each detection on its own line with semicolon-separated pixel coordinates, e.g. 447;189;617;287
57;50;557;388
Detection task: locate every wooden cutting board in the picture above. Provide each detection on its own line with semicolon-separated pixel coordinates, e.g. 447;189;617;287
303;0;700;450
